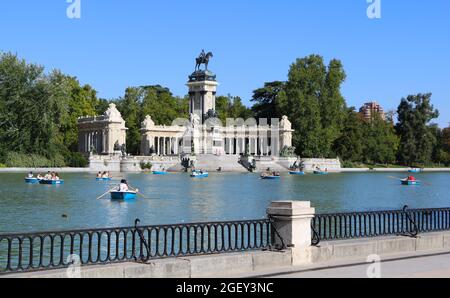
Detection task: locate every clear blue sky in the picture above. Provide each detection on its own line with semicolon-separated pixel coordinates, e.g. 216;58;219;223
1;0;449;126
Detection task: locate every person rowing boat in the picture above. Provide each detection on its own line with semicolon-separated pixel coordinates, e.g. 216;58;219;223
261;170;280;179
108;179;137;200
401;175;420;185
118;179;130;192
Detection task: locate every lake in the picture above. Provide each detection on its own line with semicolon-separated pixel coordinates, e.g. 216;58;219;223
1;172;449;233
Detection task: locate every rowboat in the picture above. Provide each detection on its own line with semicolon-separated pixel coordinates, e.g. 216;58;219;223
110;191;137;201
261;173;281;180
153;171;168;175
401;179;421;186
25;177;40;184
289;171;305;175
96;177;112;181
314;171;328;175
261;175;280;180
39;179;64;185
191;170;209;178
408;168;422;173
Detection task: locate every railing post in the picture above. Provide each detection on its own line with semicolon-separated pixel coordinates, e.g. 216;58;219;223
267;201;315;265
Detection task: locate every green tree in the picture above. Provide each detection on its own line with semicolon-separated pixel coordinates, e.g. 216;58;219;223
116;87;142;155
141;85;187;125
215;94;252;123
442;125;450;153
362;115;399;164
319;59;347;157
48;71;99;154
396;93;439;165
96;98;111;115
431;124;450;165
215;95;232;123
0;53;62;159
251;81;285;120
228;95;252;119
333;108;364;162
115;85;189;155
278;55;326;157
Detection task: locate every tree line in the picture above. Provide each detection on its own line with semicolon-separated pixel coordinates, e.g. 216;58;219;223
251;55;449;167
0;52;449;167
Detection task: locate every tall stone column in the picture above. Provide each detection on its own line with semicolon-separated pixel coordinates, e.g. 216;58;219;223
267;201;315;265
87;132;91;153
259;138;264;156
162;137;166;156
157;137;160;155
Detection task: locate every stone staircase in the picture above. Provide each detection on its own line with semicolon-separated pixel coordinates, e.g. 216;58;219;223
254;157;291;172
166;155;294;173
189;154;249;172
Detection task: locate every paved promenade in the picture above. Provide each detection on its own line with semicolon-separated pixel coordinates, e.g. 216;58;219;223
229;250;450;278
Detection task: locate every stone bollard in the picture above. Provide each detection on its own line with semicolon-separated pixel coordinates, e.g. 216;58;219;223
267;201;316;265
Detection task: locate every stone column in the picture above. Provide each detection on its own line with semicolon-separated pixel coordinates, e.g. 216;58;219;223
159;137;162;155
163;137;166;156
87;132;91;153
259;138;264;156
267;201;315;265
173;138;177;155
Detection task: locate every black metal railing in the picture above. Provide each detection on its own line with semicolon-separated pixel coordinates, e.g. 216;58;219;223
0;218;271;274
312;206;450;242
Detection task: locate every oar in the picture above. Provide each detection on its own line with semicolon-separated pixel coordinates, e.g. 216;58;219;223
128;186;153;200
96;190;111;200
388;176;404;181
417;180;432;186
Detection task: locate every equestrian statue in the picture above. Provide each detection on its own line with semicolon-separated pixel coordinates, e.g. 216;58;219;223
195;49;213;71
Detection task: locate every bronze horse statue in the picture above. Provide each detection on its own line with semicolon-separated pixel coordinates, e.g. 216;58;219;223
195;51;213;71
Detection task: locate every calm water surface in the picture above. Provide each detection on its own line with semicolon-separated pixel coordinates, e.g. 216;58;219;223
0;172;449;233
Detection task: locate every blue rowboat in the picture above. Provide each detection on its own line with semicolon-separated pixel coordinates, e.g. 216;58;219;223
153;171;168;175
261;173;281;180
25;177;39;184
110;191;137;201
289;171;305;175
314;171;328;175
401;179;421;186
261;175;280;180
191;171;209;178
408;169;422;173
39;179;64;185
96;177;112;181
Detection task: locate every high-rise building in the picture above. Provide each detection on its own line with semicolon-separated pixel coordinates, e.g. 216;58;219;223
359;101;386;121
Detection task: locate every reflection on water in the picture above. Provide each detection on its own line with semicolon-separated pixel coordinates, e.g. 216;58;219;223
0;172;449;233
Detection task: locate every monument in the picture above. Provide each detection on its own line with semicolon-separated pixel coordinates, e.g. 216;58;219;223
187;50;218;124
78;50;299;172
77;103;128;156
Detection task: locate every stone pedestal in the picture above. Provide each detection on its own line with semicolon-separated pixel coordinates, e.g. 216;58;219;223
187;71;218;125
267;201;315;265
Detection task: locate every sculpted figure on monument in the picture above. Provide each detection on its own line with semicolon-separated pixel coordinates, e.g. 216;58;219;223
190;113;201;127
114;141;121;151
195;49;213;71
280;115;292;130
